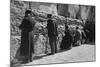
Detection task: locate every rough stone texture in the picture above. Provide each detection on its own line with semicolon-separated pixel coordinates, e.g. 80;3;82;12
57;4;69;17
29;2;57;15
10;0;29;63
57;4;95;24
10;0;58;63
68;4;79;18
10;0;95;65
10;36;21;61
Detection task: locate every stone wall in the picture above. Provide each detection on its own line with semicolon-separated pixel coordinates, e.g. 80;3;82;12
57;4;95;24
10;0;95;64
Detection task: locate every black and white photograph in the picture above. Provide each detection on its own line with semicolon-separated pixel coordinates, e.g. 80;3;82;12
10;0;95;67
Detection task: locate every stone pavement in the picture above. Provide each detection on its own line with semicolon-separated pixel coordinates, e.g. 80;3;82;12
19;45;95;67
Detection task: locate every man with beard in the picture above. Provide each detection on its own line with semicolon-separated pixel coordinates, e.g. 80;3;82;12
19;10;35;63
46;14;58;55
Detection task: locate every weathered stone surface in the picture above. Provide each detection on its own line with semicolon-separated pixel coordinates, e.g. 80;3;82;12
10;1;95;65
10;36;21;61
68;4;79;18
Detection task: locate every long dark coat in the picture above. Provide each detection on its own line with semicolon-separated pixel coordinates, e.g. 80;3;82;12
60;30;72;50
47;19;57;37
46;19;58;53
84;22;95;43
19;17;34;57
72;30;81;46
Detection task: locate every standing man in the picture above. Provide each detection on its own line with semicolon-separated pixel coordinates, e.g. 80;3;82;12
73;26;81;46
46;14;58;55
19;10;35;63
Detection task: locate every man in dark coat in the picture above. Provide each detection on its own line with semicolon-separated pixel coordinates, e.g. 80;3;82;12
72;26;81;47
84;21;95;44
46;14;58;55
19;10;35;63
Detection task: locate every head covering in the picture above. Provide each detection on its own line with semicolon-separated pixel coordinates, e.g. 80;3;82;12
47;14;52;18
76;26;79;30
65;25;69;30
25;10;32;16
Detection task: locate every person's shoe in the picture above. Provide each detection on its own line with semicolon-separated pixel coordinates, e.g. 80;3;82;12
47;53;54;55
55;50;58;53
20;58;29;64
20;60;29;64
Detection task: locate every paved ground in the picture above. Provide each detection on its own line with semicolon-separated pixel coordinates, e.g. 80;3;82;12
19;44;95;67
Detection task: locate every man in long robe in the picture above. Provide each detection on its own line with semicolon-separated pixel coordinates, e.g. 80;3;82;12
46;14;58;55
19;10;35;63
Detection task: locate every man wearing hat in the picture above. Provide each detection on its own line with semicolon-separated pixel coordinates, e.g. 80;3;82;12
46;14;58;55
19;10;35;63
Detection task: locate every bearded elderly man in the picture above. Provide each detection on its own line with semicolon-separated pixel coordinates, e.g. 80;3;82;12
19;10;35;63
